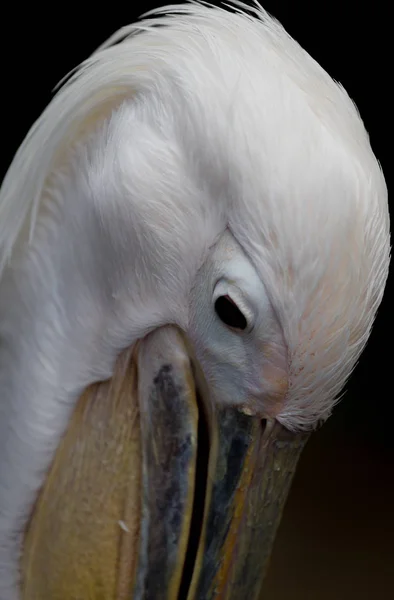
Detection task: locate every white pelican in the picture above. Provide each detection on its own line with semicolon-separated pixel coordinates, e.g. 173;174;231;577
0;2;390;599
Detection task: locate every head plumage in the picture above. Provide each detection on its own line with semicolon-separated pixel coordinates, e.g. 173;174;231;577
0;1;390;428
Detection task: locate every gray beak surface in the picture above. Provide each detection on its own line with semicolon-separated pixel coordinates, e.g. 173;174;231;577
22;326;308;600
136;327;309;600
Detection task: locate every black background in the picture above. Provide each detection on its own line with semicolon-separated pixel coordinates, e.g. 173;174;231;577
2;2;392;598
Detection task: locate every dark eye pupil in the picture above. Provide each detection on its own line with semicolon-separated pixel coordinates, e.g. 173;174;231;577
214;295;247;330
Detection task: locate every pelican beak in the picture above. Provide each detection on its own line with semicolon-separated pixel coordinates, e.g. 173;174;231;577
22;326;308;600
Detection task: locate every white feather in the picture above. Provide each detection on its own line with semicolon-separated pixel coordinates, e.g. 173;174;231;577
0;2;390;596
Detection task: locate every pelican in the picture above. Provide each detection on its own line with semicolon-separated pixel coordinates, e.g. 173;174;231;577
0;2;390;599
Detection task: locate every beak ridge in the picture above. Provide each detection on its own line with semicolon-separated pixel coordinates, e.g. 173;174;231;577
22;326;309;600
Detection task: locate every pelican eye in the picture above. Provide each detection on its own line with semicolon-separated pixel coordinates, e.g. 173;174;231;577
214;295;248;331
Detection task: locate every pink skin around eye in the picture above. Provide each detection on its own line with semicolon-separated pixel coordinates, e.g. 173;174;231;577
223;294;237;306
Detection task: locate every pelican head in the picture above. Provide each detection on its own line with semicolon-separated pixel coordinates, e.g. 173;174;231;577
0;2;390;599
